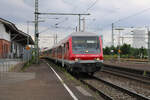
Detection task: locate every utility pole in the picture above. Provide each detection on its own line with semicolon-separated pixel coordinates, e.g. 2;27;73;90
35;0;39;64
53;34;58;45
75;26;78;32
115;28;124;63
83;17;85;32
27;21;30;63
27;21;29;35
120;37;124;45
53;34;55;45
81;17;85;32
79;14;81;31
33;1;90;64
112;23;114;46
118;29;121;63
147;27;150;62
56;33;57;44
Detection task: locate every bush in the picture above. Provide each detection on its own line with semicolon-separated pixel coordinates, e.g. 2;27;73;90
103;44;148;59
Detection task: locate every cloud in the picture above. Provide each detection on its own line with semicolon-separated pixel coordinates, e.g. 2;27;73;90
0;0;33;23
1;0;150;48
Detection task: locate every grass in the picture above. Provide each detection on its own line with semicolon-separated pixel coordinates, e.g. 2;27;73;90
48;61;76;81
104;55;118;60
21;58;34;72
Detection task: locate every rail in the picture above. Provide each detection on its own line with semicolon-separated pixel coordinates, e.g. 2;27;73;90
93;76;150;100
80;79;114;100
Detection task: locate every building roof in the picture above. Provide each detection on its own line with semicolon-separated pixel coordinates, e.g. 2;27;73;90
0;18;34;45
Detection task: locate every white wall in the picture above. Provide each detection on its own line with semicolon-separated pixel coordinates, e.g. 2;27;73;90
0;22;10;41
132;29;146;48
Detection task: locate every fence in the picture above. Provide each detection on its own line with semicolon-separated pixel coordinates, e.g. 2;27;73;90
0;59;21;80
0;48;33;81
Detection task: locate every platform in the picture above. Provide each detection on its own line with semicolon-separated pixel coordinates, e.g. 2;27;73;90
0;60;97;100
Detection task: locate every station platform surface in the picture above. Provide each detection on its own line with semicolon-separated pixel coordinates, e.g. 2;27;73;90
104;60;150;72
0;60;97;100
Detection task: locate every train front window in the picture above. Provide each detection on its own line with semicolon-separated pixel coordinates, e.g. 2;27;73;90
72;36;100;54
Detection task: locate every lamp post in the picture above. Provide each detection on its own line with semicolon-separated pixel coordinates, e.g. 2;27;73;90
115;28;124;63
146;26;150;63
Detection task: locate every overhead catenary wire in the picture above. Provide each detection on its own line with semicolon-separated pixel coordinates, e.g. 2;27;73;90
114;7;150;23
55;17;69;26
84;0;99;13
80;0;99;31
100;7;150;30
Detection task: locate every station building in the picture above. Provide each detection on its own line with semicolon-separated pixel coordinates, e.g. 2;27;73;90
0;18;34;59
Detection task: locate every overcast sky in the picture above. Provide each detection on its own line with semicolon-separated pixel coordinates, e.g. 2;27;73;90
1;0;150;48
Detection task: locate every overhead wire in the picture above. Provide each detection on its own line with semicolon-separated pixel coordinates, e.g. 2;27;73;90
114;7;150;23
81;0;99;31
97;7;150;31
84;0;99;13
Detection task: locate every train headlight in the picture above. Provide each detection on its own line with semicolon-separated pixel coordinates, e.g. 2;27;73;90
75;58;79;61
96;58;100;60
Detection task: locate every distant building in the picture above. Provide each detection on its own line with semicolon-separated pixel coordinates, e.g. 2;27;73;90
132;29;146;48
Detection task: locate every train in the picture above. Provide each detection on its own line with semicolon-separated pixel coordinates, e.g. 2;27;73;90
42;32;103;75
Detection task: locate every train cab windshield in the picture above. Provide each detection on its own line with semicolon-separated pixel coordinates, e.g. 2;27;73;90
72;36;100;54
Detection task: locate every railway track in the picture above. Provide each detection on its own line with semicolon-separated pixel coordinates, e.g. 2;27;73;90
80;79;114;100
103;64;150;77
79;76;150;100
101;68;150;85
47;60;150;100
102;66;150;84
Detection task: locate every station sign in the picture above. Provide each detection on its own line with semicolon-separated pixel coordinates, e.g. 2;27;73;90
26;46;30;50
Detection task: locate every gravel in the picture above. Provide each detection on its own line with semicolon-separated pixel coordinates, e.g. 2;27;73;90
84;79;137;100
95;72;150;99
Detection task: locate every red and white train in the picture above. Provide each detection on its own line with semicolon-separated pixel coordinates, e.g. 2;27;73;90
43;32;103;75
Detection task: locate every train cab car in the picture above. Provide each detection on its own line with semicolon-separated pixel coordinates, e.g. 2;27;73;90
45;32;103;75
65;32;103;75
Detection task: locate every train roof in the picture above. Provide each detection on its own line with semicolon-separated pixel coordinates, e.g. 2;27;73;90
69;32;98;37
51;32;100;49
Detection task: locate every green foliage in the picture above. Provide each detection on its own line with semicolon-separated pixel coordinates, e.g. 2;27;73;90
103;47;111;55
103;43;148;58
120;44;131;55
21;57;34;71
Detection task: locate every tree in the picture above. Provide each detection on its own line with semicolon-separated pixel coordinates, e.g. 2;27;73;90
103;44;148;59
110;45;117;54
103;47;110;55
139;47;147;58
120;44;131;55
